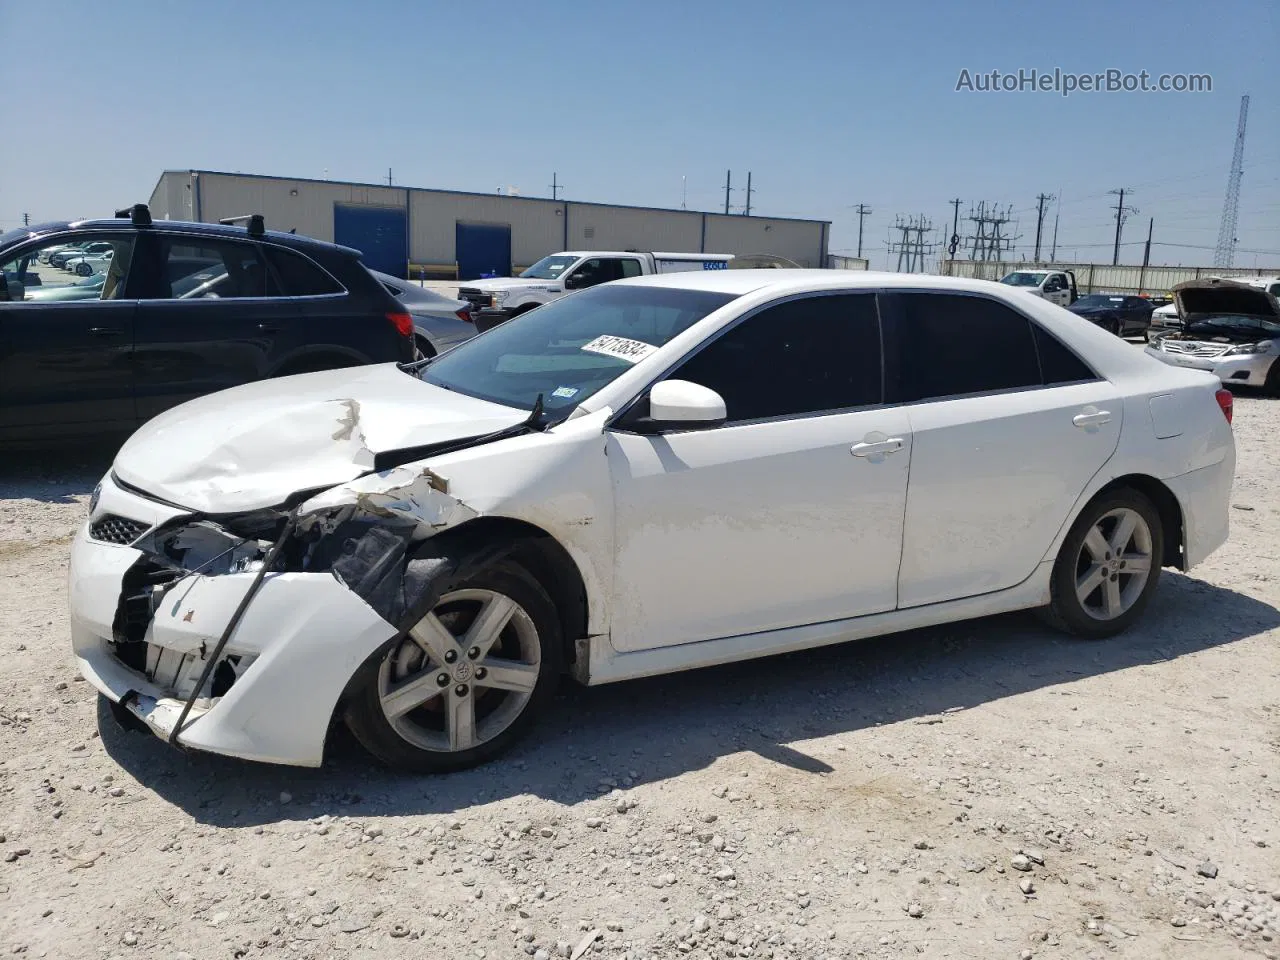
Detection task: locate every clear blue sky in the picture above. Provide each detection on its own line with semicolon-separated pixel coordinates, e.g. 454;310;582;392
2;0;1277;269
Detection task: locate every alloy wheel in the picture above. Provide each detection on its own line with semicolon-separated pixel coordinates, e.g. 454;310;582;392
376;588;541;753
1074;507;1153;620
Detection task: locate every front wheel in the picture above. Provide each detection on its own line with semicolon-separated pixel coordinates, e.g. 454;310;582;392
344;563;561;772
1041;489;1163;639
76;262;93;276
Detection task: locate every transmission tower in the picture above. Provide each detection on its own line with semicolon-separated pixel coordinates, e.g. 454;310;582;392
887;215;936;273
963;203;1018;261
1213;94;1250;268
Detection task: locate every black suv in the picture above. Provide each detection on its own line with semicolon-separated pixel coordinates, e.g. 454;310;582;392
0;205;414;444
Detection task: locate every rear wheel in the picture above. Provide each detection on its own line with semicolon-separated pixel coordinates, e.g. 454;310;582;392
344;563;561;772
1041;489;1163;639
414;335;436;361
1265;358;1280;398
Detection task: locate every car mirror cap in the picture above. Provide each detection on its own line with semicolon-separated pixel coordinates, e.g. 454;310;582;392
649;379;727;424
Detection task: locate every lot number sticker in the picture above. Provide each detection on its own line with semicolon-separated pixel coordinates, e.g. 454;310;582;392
580;335;658;363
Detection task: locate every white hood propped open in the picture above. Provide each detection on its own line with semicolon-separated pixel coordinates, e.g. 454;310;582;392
114;364;527;514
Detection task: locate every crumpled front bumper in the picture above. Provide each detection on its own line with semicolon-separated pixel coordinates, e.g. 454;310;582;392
69;476;398;767
1143;344;1274;387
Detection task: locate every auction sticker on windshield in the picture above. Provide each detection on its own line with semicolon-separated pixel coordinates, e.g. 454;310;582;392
580;335;658;363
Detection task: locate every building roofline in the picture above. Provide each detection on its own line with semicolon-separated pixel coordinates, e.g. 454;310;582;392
159;169;831;226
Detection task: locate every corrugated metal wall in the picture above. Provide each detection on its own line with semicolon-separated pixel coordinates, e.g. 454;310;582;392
151;171;829;277
704;214;824;267
941;260;1280;295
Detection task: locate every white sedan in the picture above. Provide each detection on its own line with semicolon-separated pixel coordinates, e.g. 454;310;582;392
69;271;1235;771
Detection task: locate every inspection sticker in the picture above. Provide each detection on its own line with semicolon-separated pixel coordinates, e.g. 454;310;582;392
551;385;580;399
580;335;658;363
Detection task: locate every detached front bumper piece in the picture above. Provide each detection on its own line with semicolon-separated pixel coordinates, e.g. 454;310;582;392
69;476;398;767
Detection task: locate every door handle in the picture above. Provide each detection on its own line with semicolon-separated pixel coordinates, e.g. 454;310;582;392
850;438;904;457
257;324;279;333
1072;410;1112;428
88;327;121;337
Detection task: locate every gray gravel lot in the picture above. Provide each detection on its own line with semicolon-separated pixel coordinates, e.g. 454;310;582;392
1;396;1278;960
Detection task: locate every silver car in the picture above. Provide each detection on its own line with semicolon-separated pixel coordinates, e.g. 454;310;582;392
1145;277;1280;394
371;271;478;358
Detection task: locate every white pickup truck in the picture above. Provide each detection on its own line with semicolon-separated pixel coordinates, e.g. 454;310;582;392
459;250;733;330
999;269;1079;306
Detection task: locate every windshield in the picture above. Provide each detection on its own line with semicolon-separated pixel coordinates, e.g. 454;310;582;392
1074;295;1124;308
1001;272;1048;287
422;285;738;415
519;255;579;280
1187;315;1280;336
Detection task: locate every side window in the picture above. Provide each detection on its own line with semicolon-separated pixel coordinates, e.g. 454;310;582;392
0;235;136;303
160;239;274;300
619;259;644;279
570;258;624;288
1032;324;1097;384
667;294;882;423
263;246;344;296
1043;275;1064;292
889;293;1041;402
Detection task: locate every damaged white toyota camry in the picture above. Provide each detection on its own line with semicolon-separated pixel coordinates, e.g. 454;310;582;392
70;270;1236;772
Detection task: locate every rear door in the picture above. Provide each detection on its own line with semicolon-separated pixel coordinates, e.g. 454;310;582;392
0;232;139;441
882;291;1122;608
131;233;298;421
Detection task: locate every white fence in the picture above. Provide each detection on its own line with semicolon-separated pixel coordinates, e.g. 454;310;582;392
939;260;1280;296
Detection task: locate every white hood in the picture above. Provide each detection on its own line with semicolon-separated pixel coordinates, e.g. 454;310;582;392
114;364;526;513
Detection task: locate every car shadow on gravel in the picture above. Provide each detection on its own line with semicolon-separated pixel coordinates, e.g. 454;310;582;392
0;449;114;504
98;569;1280;826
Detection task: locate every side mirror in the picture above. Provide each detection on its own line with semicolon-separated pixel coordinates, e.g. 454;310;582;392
623;379;727;433
563;273;586;290
0;273;20;303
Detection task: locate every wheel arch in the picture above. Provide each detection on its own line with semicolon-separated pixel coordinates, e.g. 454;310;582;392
1078;474;1185;570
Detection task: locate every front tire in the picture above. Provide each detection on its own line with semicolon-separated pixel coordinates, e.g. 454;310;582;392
1041;489;1163;639
344;563;562;773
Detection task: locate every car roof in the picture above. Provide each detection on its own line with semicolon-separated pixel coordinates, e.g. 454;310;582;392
612;268;1071;299
9;218;362;258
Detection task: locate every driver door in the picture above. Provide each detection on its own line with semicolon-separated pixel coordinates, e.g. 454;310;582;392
606;292;911;652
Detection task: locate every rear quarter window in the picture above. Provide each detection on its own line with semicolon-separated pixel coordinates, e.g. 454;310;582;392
263;246;344;296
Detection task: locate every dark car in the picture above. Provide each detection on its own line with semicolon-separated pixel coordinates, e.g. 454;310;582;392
0;205;414;445
1067;294;1154;338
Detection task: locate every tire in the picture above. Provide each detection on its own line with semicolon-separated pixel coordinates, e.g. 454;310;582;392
344;562;562;773
414;335;436;361
1265;359;1280;398
76;262;93;277
1040;488;1163;639
1104;318;1120;336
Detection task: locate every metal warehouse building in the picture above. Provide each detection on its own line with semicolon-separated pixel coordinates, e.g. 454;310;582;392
149;170;830;280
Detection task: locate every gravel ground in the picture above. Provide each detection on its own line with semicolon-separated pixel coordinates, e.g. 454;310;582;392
1;397;1278;960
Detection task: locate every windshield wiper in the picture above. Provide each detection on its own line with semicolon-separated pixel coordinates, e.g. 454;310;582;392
370;393;553;472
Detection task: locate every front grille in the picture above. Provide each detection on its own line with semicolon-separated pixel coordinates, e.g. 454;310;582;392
89;514;151;545
457;287;493;311
1159;340;1229;359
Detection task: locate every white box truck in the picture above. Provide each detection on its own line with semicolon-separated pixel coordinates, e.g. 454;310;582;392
460;251;733;330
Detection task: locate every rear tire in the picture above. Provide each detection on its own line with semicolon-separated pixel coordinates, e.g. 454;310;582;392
1041;488;1163;639
344;562;562;773
414;335;436;361
1265;359;1280;398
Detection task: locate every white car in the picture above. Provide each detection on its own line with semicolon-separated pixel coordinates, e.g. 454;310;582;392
69;271;1236;772
1146;277;1280;394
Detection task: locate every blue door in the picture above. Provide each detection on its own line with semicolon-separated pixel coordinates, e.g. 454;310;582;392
456;222;512;280
334;205;407;278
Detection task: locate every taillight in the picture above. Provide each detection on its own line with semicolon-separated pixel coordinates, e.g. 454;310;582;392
456;308;473;324
386;311;413;338
1215;388;1233;424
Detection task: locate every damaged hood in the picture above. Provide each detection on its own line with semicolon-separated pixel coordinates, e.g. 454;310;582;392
1173;278;1280;322
114;364;527;514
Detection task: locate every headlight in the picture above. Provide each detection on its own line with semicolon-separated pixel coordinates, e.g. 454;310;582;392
1224;341;1273;356
489;290;508;306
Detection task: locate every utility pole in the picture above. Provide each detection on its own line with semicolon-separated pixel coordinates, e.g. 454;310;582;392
743;172;753;216
853;203;872;259
1033;193;1054;262
1109;188;1137;266
963;202;1019;261
549;173;561;200
1050;194;1060;260
1139;217;1154;294
22;212;29;227
387;168;393;187
681;176;687;210
1214;94;1250;267
888;215;935;273
723;170;732;215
